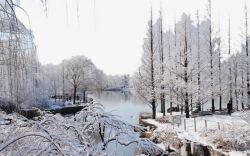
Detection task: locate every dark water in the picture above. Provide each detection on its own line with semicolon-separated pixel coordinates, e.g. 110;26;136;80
89;91;150;156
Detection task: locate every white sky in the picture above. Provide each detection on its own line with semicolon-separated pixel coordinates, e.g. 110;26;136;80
17;0;248;75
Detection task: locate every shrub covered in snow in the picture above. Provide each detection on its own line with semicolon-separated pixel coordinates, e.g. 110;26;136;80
155;115;172;123
202;124;250;151
0;102;163;156
151;125;182;150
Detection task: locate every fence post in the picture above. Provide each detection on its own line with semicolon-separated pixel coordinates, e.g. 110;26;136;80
184;119;186;131
194;118;196;132
205;120;207;130
173;116;174;129
218;122;220;130
178;116;180;127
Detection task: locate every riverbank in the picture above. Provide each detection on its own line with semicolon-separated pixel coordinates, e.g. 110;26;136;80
139;111;250;156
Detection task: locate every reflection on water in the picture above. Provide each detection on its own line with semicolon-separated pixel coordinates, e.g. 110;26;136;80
90;91;150;124
89;91;150;156
88;92;230;155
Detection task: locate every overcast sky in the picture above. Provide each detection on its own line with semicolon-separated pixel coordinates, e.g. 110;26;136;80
18;0;248;75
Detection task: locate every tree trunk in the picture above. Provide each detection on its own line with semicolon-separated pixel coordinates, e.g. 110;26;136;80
159;7;165;116
245;3;250;108
190;95;193;112
185;92;189;118
242;68;245;109
83;90;86;103
218;22;222;111
160;93;165;115
234;62;238;111
150;6;156;119
184;20;189;118
208;0;215;113
219;95;222;111
152;99;156;119
174;20;179;113
228;18;233;113
73;85;77;104
168;28;173;116
170;98;172;115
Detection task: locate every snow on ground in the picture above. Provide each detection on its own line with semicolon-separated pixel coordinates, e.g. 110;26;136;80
143;111;250;156
229;151;250;156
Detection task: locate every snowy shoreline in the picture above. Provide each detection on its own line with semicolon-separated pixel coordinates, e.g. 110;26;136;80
140;111;250;156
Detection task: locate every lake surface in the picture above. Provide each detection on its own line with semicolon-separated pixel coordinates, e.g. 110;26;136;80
90;91;151;124
89;91;151;156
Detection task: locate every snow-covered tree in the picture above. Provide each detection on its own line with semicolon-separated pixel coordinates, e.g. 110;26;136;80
133;7;160;119
0;0;40;109
244;2;250;108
